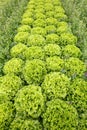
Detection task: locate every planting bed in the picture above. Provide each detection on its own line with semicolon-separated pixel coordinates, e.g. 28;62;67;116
0;0;87;130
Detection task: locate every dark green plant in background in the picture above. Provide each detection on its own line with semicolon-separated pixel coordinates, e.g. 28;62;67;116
0;0;29;76
61;0;87;78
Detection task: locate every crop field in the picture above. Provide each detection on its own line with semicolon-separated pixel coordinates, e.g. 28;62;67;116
0;0;87;130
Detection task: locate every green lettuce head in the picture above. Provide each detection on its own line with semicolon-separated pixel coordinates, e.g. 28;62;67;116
33;19;46;27
42;72;70;100
3;58;24;75
22;11;33;19
14;32;29;44
45;25;57;34
44;3;54;11
10;43;28;59
54;6;65;13
62;45;82;58
28;34;46;46
0;74;22;99
52;0;61;6
15;85;45;118
44;44;61;57
21;18;34;26
24;46;44;60
67;78;87;113
46;56;64;72
35;13;46;19
46;34;60;44
31;27;46;37
60;33;77;46
34;8;44;14
9;118;42;130
57;25;70;35
46;11;54;18
78;112;87;130
0;102;14;130
17;25;31;33
54;13;67;21
43;99;78;130
23;59;47;85
65;57;86;77
46;17;58;26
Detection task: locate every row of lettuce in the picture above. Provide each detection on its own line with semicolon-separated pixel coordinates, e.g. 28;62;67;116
0;0;87;130
0;0;29;76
